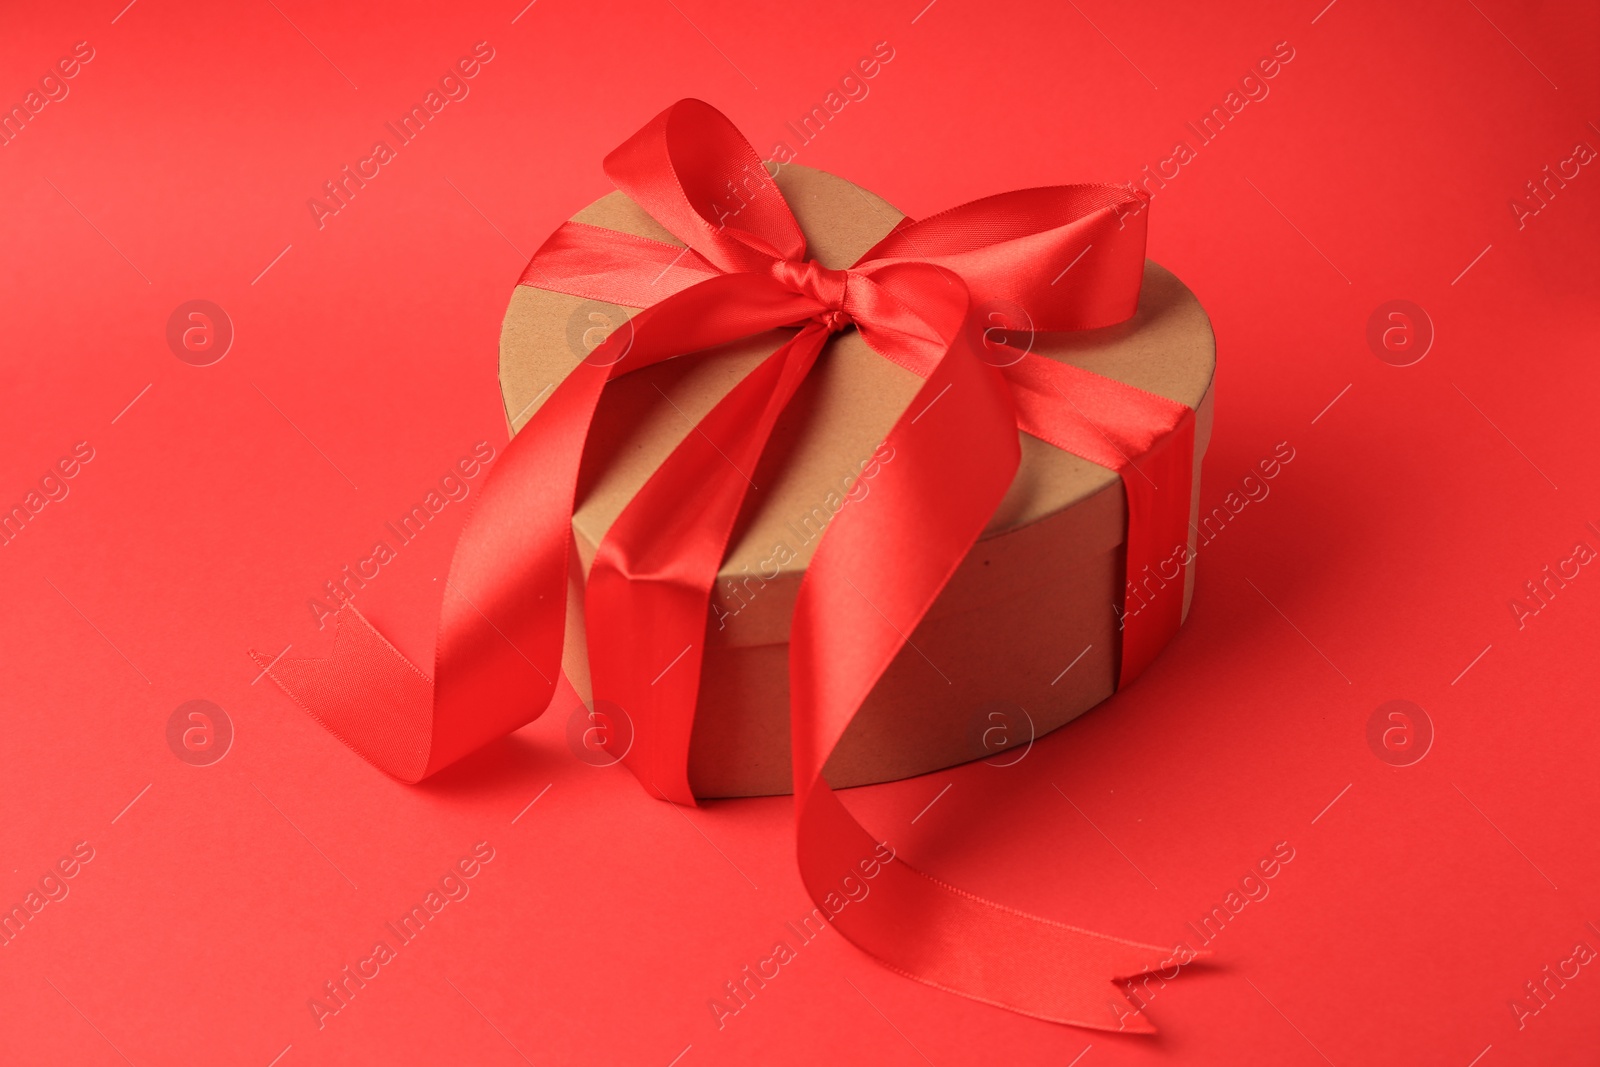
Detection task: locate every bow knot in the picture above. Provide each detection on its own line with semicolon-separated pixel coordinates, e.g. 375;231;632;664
770;257;853;332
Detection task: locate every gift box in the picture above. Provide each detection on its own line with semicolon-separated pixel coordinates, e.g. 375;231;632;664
499;162;1214;798
264;99;1216;1029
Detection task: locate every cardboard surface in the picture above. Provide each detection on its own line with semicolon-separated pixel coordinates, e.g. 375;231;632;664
3;3;1597;1065
500;163;1216;795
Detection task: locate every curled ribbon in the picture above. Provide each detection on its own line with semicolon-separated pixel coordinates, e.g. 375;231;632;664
258;99;1200;1031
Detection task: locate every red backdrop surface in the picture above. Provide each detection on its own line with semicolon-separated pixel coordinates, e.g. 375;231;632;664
1;1;1596;1064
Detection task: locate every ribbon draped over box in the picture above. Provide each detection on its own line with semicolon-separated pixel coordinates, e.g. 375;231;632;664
257;99;1200;1031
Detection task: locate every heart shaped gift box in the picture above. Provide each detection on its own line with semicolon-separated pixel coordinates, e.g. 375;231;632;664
500;162;1214;798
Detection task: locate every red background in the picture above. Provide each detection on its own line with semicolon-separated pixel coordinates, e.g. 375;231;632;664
2;1;1597;1064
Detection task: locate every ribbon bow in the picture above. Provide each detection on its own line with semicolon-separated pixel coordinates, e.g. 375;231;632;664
260;99;1200;1031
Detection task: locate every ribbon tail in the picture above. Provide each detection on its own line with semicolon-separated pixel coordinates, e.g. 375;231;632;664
587;325;831;804
249;605;434;781
252;278;802;782
249;352;608;781
789;315;1177;1029
798;786;1172;1031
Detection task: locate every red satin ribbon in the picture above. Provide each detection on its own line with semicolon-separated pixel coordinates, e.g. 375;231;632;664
257;99;1199;1031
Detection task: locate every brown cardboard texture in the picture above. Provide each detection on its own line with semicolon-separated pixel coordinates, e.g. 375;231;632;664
500;163;1215;798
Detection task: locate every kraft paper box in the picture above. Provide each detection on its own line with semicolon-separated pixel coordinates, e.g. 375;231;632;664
500;163;1214;798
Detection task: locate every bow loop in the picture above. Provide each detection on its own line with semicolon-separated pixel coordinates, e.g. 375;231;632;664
604;99;806;274
858;184;1150;331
